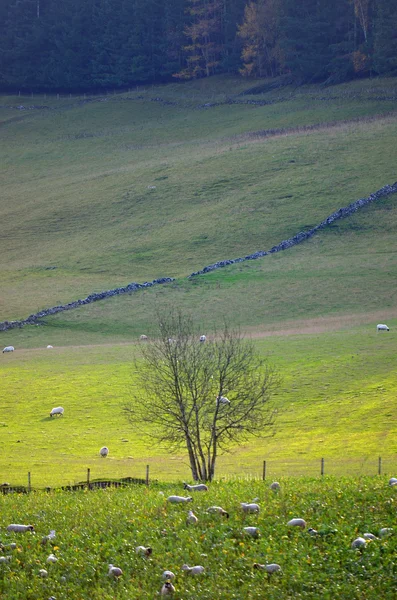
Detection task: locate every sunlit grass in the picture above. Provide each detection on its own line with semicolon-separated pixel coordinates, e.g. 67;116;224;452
0;477;396;599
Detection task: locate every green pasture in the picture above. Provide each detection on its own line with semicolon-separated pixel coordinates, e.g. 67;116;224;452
0;326;396;488
1;76;397;321
1;75;397;489
0;478;396;599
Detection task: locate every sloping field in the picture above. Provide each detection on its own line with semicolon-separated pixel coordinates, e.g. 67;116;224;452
1;76;397;326
0;76;396;485
0;324;396;487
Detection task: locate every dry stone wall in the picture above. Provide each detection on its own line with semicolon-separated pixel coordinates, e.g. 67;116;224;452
0;183;396;332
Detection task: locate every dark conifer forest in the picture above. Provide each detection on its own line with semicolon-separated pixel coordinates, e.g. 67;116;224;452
1;0;396;91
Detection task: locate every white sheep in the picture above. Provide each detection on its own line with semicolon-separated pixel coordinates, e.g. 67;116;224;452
182;564;205;575
186;510;198;525
2;346;14;353
377;324;389;331
0;556;12;563
199;335;206;342
39;569;48;578
363;533;377;540
379;527;393;537
287;518;306;529
216;396;230;406
240;502;260;514
7;524;34;533
253;563;281;574
108;564;123;577
167;495;193;504
244;526;259;538
270;481;281;490
206;506;229;518
135;545;152;557
183;482;208;492
46;345;54;349
41;530;56;545
161;581;176;595
351;537;367;549
46;553;58;563
50;407;64;417
162;570;176;581
388;477;397;486
99;446;109;458
139;335;148;341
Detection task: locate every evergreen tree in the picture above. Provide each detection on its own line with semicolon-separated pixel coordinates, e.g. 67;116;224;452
373;0;397;75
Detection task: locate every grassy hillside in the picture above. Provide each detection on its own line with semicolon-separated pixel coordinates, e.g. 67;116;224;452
0;76;396;485
1;76;397;327
1;326;396;488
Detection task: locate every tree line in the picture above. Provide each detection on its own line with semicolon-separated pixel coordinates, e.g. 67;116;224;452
1;0;396;92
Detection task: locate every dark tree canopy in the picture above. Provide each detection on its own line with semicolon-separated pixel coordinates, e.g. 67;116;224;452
124;312;278;482
0;0;395;92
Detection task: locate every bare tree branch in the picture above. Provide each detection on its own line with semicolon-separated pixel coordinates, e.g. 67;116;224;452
123;309;279;481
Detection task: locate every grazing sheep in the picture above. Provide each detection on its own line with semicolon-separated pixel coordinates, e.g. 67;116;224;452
379;527;393;537
161;581;176;596
216;396;230;406
162;570;176;581
287;518;306;529
139;335;148;341
108;564;123;578
183;482;208;492
41;530;56;545
270;481;281;491
206;506;229;518
50;407;64;417
135;545;152;557
240;502;260;514
99;446;109;458
0;556;12;563
388;477;397;486
2;346;14;353
7;524;34;533
39;569;48;578
351;537;367;549
244;526;259;538
377;324;389;331
186;510;198;525
46;553;58;563
363;533;377;540
182;564;205;575
46;345;53;349
199;335;206;342
167;495;193;504
253;563;281;574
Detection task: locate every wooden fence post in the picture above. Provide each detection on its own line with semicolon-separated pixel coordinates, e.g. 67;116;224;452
28;472;31;492
145;465;149;486
321;458;324;476
87;468;91;489
378;456;382;476
262;460;266;481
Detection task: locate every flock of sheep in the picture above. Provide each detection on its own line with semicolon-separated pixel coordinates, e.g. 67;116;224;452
1;324;391;356
2;477;396;596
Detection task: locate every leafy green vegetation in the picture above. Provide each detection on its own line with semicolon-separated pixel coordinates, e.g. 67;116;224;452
0;478;396;599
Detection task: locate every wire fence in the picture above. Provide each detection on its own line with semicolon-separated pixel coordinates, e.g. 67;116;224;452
1;456;396;494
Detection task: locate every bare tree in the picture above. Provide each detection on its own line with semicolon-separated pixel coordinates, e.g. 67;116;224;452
124;311;278;482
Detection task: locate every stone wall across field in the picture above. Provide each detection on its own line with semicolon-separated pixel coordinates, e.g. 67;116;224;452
0;183;396;332
189;182;397;277
0;278;174;332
